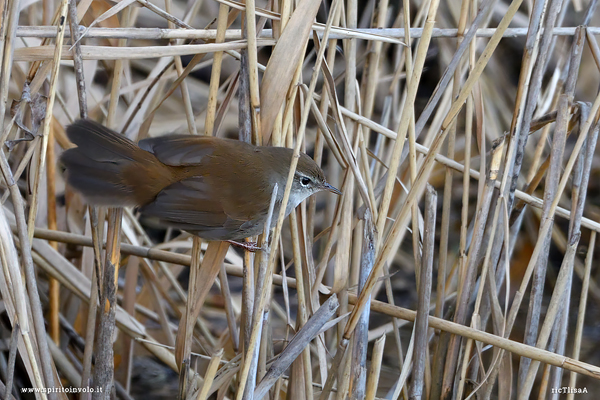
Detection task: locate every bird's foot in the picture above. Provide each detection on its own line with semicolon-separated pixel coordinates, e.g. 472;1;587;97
226;240;263;252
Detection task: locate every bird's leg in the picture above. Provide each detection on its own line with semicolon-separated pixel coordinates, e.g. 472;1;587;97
226;240;262;252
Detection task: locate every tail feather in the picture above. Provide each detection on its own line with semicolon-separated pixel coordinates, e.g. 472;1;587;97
61;120;150;206
61;147;137;205
66;119;139;162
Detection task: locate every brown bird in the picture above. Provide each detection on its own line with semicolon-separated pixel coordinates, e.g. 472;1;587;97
61;119;340;241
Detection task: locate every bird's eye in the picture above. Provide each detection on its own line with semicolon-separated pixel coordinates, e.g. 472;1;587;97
300;177;311;186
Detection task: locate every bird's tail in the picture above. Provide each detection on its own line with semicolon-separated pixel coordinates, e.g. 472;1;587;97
61;119;170;206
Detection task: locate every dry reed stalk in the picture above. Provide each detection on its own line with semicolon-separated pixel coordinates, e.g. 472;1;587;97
93;208;122;399
4;0;600;397
520;43;599;398
4;323;19;400
254;294;339;398
195;349;223;400
26;0;68;249
204;4;229;135
46;121;60;344
518;22;587;392
288;210;315;397
375;0;439;240
23;224;181;368
218;263;240;351
258;84;600;229
165;32;195;135
0;0;19;131
18;216;600;368
567;231;596;400
237;0;343;396
258;0;322;141
351;0;517;358
18;25;600;41
80;210;101;398
456;137;505;399
237;184;278;398
119;255;139;390
337;10;357;398
0;206;45;397
348;210;375;399
364;335;385;400
409;185;436;400
437;0;469;344
0;132;57;398
175;240;230;371
10;203;600;383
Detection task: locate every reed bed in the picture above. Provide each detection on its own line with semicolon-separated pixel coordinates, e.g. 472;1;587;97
1;0;600;399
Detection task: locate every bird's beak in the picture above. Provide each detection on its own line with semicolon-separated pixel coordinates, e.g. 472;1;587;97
323;182;342;195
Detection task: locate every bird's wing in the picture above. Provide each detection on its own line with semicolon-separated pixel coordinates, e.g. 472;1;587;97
138;135;216;166
139;176;254;240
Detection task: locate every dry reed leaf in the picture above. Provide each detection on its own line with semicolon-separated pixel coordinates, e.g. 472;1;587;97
0;208;29;333
215;0;282;20
217;0;403;44
175;241;230;368
473;84;484;154
14;41;271;61
79;0;137;41
319;59;372;210
259;0;322;141
0;209;41;391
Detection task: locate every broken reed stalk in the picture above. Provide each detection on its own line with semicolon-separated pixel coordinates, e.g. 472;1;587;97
16;215;600;381
93;208;122;400
253;294;339;398
409;185;436;400
5;0;600;397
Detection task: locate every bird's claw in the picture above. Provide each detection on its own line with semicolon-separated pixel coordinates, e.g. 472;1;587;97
226;240;263;252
